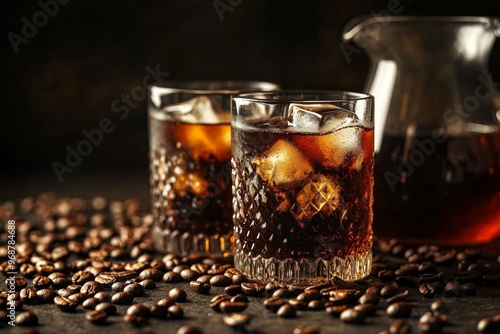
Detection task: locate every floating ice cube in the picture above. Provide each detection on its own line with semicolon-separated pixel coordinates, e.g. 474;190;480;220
252;139;313;189
173;122;232;161
162;96;220;124
293;174;343;228
287;104;358;134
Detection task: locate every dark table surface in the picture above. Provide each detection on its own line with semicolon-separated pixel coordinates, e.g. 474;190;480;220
1;170;499;334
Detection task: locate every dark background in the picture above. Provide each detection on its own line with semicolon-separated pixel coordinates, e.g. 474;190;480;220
1;0;500;199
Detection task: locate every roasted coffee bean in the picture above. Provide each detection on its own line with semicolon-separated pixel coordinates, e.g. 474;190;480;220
19;263;36;277
418;261;438;274
359;292;380;305
354;303;377;316
293;325;320;334
157;297;176;307
72;271;95;284
297;289;322;303
68;292;88;304
462;282;477;295
265;282;284;295
167;304;184;319
264;296;285;312
444;281;463;296
438;270;481;284
51;276;72;289
124;262;148;272
328;289;362;305
163;271;182;283
124;282;144;297
387;290;409;304
95;302;117;315
86;310;108;324
81;281;103;296
111;291;134;305
82;297;100;310
418;312;444;334
419;283;438;297
54;296;78;312
366;286;380;295
483;273;500;285
230;294;248;303
380;284;398;298
5;276;27;291
139;279;156;290
223;312;249;328
37;288;57;303
180;269;200;282
378;269;396;281
67;284;81;294
139;268;163;282
93;291;111;302
307;299;325;311
273;288;295;298
387;302;412;318
111;282;126;292
176;325;203;334
196;275;213;284
390;319;412;334
210;274;232;287
396;276;419;286
222;285;240;296
126;303;150;317
232;274;248;285
149;304;168;319
57;288;72;298
340;308;365;324
210;294;230;312
98;270;137;283
326;305;349;317
169;287;187;302
419;273;439;283
15;311;38;326
241;282;265;296
220;301;248;313
123;314;147;326
48;272;67;281
430;300;446;313
190;281;211;294
288;298;306;310
277;304;297;318
20;288;38;304
477;317;500;333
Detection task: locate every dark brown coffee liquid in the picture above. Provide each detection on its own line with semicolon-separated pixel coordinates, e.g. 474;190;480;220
374;132;500;245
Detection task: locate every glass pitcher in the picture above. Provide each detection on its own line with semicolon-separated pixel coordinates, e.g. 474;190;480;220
343;16;500;245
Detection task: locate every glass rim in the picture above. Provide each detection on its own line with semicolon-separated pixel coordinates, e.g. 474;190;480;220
233;90;374;104
149;80;280;95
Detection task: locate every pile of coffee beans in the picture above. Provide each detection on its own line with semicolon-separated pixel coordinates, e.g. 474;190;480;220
0;193;499;334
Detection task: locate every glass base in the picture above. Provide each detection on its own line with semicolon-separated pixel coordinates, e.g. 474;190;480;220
234;250;372;285
152;224;233;257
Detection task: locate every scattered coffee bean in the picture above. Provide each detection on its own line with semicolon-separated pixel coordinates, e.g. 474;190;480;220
386;302;411;318
81;281;103;297
139;268;163;282
167;304;184;319
359;292;380;305
5;276;27;291
390;319;412;334
477;317;500;333
340;308;365;324
430;300;446;313
241;282;265;296
444;281;463;296
123;314;147;326
462;282;477;295
82;297;100;310
139;279;156;289
111;291;134;305
380;284;398;298
111;282;126;292
163;271;182;283
86;310;108;324
210;274;232;287
124;282;144;297
54;295;78;312
419;283;438;297
36;288;57;303
169;287;187;302
157;297;176;307
354;303;377;316
94;291;111;302
20;288;38;304
190;281;211;294
288;298;306;310
176;325;203;334
223;284;242;296
33;276;51;289
15;311;38;326
220;301;248;313
326;305;349;317
223;312;249;328
180;269;200;282
386;290;409;304
72;271;95;284
277;304;297;318
232;274;248;285
307;299;325;311
210;294;229;312
95;302;117;315
263;296;286;312
126;303;150;317
293;325;320;334
230;294;248;303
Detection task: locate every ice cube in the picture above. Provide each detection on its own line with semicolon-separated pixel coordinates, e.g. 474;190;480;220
162;96;220;124
293;174;343;228
287;104;358;133
252;139;313;189
173;123;231;161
